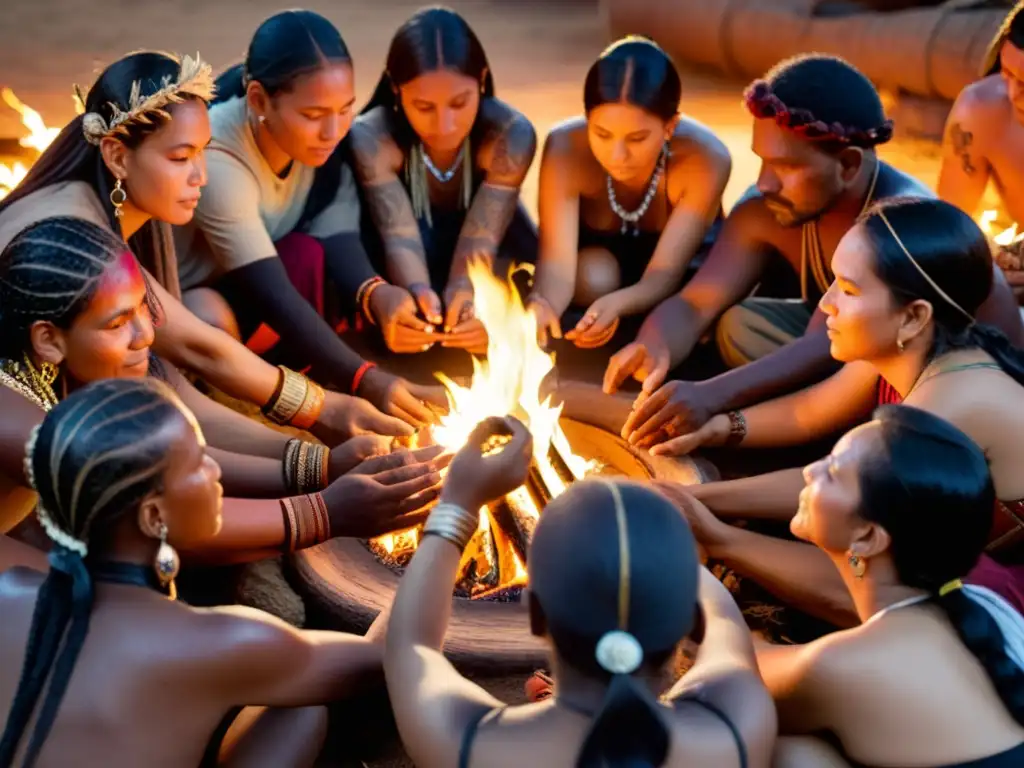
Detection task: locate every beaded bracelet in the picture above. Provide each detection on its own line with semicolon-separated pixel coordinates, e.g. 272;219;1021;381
283;439;331;494
263;366;309;425
280;493;331;551
422;502;479;552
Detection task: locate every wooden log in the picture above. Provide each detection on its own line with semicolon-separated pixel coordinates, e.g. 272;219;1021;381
604;0;1005;103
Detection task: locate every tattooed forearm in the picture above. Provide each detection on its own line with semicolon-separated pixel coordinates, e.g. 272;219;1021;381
949;122;977;176
453;184;519;268
364;178;429;284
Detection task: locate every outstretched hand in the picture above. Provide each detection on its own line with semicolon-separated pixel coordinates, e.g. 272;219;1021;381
442;416;534;510
313;391;414;447
603;338;671;396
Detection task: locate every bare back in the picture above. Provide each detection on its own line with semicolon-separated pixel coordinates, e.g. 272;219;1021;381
0;569;248;767
807;606;1024;766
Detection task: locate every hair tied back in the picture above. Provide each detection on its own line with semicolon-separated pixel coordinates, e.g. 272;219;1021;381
596;629;644;674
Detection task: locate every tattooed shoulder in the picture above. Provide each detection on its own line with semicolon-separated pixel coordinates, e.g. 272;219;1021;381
484;108;538;186
350;112;402;181
948;121;978;177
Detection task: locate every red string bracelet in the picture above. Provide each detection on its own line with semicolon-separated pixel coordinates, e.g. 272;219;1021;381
351;361;377;395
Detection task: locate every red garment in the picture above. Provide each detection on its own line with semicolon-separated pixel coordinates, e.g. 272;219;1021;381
876;378;1024;613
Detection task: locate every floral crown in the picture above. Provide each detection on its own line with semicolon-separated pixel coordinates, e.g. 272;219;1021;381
75;53;216;147
743;79;893;148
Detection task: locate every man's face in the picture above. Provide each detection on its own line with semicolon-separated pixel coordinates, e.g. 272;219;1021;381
751;119;847;227
1000;41;1024;123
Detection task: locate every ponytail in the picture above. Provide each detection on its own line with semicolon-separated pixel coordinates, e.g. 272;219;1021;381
966;324;1024;388
0;547;94;767
937;583;1024;725
212;63;246;104
577;673;671;768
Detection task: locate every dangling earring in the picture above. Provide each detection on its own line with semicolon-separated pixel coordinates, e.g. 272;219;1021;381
897;338;905;354
154;522;180;600
110;178;127;219
38;361;58;388
847;552;867;579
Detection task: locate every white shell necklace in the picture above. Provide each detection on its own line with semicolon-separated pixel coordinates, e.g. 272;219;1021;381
606;143;668;236
422;144;465;183
864;594;930;626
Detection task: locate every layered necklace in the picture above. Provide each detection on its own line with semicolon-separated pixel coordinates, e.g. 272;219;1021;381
407;140;473;228
0;355;59;412
606;143;668;236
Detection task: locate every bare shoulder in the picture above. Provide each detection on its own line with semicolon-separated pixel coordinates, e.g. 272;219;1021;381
180;603;312;666
542;116;588;157
0;565;45;599
668;670;776;763
350;108;403;174
950;76;1011;134
669;115;731;169
720;193;780;245
478;98;538;184
877;161;933;200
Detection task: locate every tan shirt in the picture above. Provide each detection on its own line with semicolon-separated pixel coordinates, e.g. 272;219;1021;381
174;97;361;291
0;181;109;253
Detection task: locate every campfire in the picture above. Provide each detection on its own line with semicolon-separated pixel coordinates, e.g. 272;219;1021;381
0;89;61;200
368;261;601;600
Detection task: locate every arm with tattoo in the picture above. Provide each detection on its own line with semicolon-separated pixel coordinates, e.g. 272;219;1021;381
449;113;537;281
349;117;431;288
937;89;991;217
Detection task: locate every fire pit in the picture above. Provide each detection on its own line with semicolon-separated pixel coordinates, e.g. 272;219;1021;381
291;264;715;673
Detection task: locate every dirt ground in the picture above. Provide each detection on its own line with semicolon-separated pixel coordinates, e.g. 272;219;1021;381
0;0;947;213
0;2;959;765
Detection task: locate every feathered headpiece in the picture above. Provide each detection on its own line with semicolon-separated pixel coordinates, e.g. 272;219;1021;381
75;53;216;146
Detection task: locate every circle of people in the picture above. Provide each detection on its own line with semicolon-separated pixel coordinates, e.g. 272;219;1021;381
2;4;1024;767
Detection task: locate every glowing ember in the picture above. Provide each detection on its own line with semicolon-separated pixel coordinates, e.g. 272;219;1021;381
371;261;598;597
0;89;61;201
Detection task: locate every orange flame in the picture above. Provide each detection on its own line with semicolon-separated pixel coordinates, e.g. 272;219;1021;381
978;209;1023;247
0;89;60;201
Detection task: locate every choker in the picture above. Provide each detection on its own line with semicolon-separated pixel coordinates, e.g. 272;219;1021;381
89;561;173;598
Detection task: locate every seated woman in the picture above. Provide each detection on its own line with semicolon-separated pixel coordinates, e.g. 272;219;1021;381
351;7;539;356
641;197;1024;623
759;405;1024;767
384;417;776;768
0;378;389;767
0;218;443;566
0;48;437;434
177;11;440;415
528;37;730;351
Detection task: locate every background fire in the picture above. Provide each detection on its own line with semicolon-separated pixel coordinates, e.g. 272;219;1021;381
0;89;62;201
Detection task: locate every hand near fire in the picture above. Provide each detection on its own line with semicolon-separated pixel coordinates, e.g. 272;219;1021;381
312;390;416;447
323;445;450;538
442;416;534;510
328;434;395;480
566;293;623;349
995;247;1024;300
527;295;562;347
368;284;438;354
440;280;489;354
357;368;447;428
602;338;671;395
652;481;733;554
621;381;719;452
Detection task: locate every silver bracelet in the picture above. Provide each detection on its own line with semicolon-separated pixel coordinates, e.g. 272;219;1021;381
422;502;478;552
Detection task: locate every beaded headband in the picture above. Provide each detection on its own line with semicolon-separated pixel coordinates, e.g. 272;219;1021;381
743;80;894;148
23;424;88;556
74;53;216;147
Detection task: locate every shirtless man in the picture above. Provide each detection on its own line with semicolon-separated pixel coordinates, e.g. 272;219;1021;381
938;1;1024;303
602;54;1015;444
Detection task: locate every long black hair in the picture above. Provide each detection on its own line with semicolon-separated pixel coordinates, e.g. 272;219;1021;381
0;217;162;363
361;6;495;149
859;404;1024;723
528;479;700;768
859;197;1024;386
0;378;190;767
584;36;681;122
0;52;210;293
213;9;354;229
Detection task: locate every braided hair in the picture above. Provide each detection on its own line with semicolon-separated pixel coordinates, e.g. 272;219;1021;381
744;53;893;153
0;377;191;767
0;216;162;365
0;51;211;287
